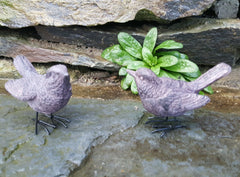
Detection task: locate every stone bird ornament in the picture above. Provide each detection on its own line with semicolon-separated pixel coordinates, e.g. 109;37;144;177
5;55;72;135
127;63;231;134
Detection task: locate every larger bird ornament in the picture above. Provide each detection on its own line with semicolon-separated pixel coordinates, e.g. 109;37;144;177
127;63;231;135
5;55;72;135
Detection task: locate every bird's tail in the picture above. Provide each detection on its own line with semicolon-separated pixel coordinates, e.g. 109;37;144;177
190;63;231;92
13;55;38;77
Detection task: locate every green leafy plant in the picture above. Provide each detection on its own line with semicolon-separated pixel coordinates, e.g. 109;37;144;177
102;27;213;95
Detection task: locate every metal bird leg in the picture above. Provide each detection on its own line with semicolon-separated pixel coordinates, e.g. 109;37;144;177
145;116;180;124
152;125;186;137
49;114;71;128
35;112;56;135
145;117;186;137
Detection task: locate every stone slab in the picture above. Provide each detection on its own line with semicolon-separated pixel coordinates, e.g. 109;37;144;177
71;110;240;177
0;29;119;71
0;95;144;177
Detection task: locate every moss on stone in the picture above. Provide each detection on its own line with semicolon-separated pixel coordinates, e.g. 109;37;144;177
0;0;14;8
135;9;169;24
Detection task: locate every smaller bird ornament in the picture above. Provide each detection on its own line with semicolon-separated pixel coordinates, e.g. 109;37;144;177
5;55;72;135
127;63;231;136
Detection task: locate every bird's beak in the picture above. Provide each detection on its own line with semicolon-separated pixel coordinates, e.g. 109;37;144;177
126;69;136;78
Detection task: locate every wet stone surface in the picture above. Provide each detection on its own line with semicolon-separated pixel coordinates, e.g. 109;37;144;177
0;94;144;177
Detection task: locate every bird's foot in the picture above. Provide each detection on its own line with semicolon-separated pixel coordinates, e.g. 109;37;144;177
35;112;56;135
37;120;56;135
145;116;180;124
145;116;186;137
151;125;186;137
48;114;71;128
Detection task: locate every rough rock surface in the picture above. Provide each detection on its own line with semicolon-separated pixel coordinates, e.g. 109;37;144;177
1;18;240;72
214;0;239;19
36;18;240;66
0;95;144;177
71;110;240;177
1;93;240;177
0;28;119;71
0;0;215;28
159;18;240;65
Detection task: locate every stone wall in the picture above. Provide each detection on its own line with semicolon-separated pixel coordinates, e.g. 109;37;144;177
0;0;240;72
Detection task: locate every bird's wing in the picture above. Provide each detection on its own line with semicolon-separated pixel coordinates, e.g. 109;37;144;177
169;93;210;115
5;78;37;101
13;55;38;77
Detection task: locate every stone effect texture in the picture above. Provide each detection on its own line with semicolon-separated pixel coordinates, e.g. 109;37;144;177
0;0;215;28
214;0;239;19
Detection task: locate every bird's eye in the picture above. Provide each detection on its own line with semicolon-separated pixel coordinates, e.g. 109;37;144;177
140;76;143;80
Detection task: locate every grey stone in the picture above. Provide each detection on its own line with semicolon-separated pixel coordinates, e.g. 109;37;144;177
0;94;144;177
0;29;119;71
0;0;215;28
214;0;239;19
36;18;240;66
2;18;240;72
159;18;240;66
71;110;240;177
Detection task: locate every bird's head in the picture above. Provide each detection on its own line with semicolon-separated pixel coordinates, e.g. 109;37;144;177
46;64;70;84
127;68;158;95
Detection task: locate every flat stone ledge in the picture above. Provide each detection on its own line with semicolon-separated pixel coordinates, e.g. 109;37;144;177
0;95;144;177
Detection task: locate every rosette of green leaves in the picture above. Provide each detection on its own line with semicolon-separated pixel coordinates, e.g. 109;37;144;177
101;27;213;95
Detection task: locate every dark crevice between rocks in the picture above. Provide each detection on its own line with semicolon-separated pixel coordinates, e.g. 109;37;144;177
238;1;240;18
234;48;240;65
201;5;217;18
0;26;41;39
0;55;12;60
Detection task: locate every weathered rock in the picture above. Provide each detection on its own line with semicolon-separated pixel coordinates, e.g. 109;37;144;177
0;0;215;28
0;94;144;177
0;28;119;71
160;18;240;65
70;109;240;177
214;0;239;19
1;18;240;71
36;18;240;66
0;59;17;78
